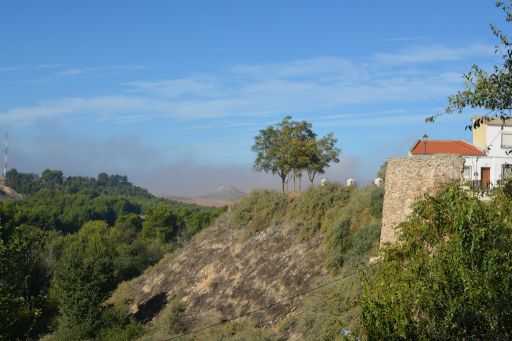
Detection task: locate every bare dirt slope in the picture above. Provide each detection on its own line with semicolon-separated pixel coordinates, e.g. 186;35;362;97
109;213;330;337
0;183;22;200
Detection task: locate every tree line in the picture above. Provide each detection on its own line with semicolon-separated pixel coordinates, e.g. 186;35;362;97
252;116;340;192
0;169;225;340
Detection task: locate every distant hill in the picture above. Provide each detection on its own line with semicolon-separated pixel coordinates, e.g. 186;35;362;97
200;185;246;201
165;186;245;208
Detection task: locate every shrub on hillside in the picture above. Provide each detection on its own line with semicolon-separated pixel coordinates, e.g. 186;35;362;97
287;182;352;237
360;184;512;339
324;186;382;272
231;190;287;230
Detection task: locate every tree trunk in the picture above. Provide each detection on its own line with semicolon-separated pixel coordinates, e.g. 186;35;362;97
308;170;316;186
281;175;286;193
293;173;296;193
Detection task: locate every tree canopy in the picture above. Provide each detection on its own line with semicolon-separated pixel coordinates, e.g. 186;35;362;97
361;184;512;339
252;116;340;192
0;169;225;340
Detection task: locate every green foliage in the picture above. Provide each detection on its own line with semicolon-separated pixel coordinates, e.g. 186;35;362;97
52;223;118;338
324;186;382;272
231;189;287;230
142;206;180;242
360;184;512;340
96;307;143;341
0;168;222;339
287;182;352;237
376;161;387;181
369;186;384;219
252;116;340;192
142;205;225;243
279;276;363;341
5;168;41;194
5;168;153;198
203;318;279;341
306;133;341;185
0;225;48;340
162;297;186;335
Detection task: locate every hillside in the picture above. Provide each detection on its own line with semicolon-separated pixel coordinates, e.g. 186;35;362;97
109;184;383;340
0;182;22;200
167;186;246;208
200;185;246;201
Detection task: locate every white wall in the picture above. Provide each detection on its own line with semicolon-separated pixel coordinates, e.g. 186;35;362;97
464;155;512;187
486;124;512;157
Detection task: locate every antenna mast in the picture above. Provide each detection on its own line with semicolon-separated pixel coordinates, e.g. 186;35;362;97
3;132;7;177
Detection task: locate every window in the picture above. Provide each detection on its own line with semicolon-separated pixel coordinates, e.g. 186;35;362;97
501;132;512;148
503;164;512;179
463;166;472;179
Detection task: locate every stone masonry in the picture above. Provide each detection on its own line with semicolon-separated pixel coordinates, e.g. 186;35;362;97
380;154;465;246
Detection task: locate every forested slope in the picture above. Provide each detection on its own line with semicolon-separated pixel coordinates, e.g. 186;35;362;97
0;169;225;340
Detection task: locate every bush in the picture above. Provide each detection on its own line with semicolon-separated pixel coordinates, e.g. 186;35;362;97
360;184;512;340
324;186;382;272
231;190;287;230
287;182;352;237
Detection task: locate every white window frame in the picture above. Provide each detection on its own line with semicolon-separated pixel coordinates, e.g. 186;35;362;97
463;166;472;179
501;132;512;149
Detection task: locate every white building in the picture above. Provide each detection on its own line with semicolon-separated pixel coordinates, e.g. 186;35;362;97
409;116;512;189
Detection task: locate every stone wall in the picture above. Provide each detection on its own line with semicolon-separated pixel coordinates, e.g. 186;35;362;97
380;154;465;246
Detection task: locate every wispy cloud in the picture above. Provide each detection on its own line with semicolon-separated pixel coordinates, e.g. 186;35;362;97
373;43;493;65
0;65;27;72
0;43;491;125
58;64;149;77
376;36;432;43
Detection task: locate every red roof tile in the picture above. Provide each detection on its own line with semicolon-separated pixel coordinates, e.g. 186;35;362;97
410;140;485;156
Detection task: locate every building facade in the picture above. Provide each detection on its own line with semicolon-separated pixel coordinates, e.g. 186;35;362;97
409;116;512;189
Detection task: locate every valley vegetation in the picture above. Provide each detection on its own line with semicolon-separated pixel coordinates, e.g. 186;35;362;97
0;169;224;340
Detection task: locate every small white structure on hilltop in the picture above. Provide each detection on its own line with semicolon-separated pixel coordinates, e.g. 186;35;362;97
320;178;328;186
409;116;512;190
346;178;357;187
374;177;384;187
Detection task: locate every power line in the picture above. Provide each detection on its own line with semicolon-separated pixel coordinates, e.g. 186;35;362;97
165;262;381;340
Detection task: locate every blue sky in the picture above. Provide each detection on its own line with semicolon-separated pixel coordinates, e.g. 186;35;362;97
0;1;506;195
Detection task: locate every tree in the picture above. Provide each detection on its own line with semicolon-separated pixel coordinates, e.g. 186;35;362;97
41;169;63;187
377;161;387;180
141;206;181;242
286;119;316;192
252;116;294;192
52;221;117;338
429;1;512;127
252;116;340;192
0;225;48;339
360;184;512;339
306;133;340;186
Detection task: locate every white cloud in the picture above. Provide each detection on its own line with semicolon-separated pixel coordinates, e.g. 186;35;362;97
58;64;149;77
373;43;493;65
0;43;490;124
